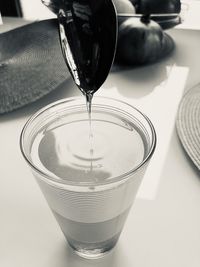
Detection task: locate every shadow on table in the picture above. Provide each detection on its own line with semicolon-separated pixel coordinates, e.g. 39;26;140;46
48;241;131;267
110;55;175;99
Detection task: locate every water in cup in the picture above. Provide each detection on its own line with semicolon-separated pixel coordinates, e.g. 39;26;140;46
30;103;146;257
21;97;156;259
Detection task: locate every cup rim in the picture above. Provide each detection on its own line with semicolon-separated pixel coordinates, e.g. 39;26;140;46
20;96;156;188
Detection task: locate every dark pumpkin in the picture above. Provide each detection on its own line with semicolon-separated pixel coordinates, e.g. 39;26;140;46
116;16;165;65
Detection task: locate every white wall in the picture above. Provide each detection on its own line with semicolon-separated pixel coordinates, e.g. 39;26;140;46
20;0;56;20
0;11;2;24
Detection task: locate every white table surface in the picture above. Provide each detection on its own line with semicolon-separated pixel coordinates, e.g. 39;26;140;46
1;6;200;267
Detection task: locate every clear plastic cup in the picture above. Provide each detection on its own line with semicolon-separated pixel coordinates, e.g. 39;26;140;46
20;96;156;259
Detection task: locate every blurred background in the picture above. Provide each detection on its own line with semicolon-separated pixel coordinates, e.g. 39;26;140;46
0;0;55;20
0;0;196;20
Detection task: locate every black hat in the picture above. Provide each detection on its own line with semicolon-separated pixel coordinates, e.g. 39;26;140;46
0;19;69;114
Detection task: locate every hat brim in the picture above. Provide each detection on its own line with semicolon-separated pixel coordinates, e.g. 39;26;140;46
0;19;70;114
176;83;200;170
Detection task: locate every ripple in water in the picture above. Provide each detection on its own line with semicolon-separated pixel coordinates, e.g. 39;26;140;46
31;116;145;184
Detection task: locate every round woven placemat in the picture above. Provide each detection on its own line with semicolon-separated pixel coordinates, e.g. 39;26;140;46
0;19;69;114
176;83;200;170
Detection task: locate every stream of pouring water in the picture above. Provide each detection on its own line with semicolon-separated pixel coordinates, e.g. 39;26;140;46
85;92;94;172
